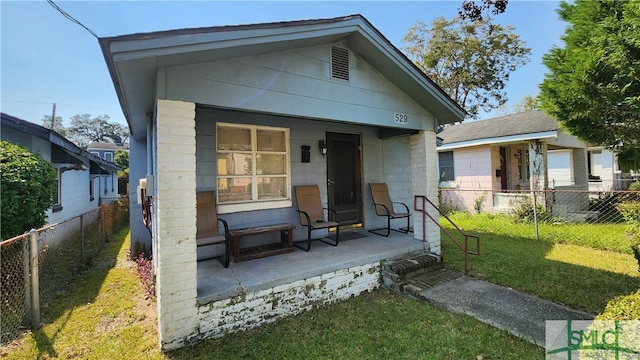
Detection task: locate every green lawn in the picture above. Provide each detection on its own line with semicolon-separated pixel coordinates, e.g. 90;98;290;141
4;227;543;359
6;213;639;358
441;212;640;315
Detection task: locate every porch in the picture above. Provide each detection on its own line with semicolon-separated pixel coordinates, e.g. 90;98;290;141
197;229;426;304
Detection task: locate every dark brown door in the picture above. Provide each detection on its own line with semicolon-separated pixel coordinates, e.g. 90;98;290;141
326;132;362;225
499;147;508;190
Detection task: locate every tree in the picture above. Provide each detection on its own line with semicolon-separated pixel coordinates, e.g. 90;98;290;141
115;149;129;195
512;95;540;114
42;115;66;136
539;0;640;172
459;0;509;21
403;16;531;119
1;141;56;240
66;114;129;148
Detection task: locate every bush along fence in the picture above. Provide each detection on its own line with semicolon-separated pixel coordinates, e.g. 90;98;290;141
0;197;129;345
439;187;640;263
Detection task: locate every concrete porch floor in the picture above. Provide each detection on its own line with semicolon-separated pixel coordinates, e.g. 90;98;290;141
197;229;428;304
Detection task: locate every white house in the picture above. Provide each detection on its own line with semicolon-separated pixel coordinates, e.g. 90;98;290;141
100;15;465;350
1;113;121;225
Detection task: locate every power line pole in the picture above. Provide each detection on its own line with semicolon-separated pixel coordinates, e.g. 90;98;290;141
51;103;56;128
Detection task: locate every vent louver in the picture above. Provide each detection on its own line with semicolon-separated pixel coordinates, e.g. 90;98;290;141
331;46;349;81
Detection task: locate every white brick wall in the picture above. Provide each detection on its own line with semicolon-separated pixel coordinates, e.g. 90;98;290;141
410;131;440;254
195;262;381;344
154;99;200;350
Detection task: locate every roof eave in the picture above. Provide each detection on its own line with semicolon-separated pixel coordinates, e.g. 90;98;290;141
437;131;558;151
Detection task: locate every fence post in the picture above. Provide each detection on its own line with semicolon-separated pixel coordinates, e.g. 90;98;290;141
22;233;31;327
81;213;86;266
29;229;41;329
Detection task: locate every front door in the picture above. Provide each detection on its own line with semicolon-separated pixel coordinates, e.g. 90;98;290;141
499;147;508;190
326;132;362;225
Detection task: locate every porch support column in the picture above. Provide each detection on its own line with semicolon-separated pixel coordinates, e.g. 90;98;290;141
410;130;440;254
528;140;547;191
572;148;588;186
154;99;198;351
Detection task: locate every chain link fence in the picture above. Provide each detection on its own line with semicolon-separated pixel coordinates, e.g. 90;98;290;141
0;197;129;345
439;187;640;224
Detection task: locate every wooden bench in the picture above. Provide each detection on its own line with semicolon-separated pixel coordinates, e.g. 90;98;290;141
229;223;295;262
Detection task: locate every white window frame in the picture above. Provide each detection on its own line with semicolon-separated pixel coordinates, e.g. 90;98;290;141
104;152;114;162
52;167;63;211
216;123;292;213
517;148;530;183
438;151;455;183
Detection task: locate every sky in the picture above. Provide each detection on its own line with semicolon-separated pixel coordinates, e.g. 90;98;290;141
1;0;568;129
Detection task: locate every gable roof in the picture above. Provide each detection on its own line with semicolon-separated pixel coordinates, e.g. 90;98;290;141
100;14;466;140
437;111;561;150
87;142;130;151
1;113;120;174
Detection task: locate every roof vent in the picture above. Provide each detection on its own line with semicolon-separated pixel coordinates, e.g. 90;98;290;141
331;46;349;81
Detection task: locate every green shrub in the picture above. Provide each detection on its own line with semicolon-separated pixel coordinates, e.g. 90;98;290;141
629;181;640;191
618;201;640;239
512;198;552;223
0;141;56;240
589;192;625;223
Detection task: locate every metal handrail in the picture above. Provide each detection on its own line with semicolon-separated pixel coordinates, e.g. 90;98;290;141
414;195;480;274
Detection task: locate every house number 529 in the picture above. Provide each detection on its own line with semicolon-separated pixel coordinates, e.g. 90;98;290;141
394;113;408;124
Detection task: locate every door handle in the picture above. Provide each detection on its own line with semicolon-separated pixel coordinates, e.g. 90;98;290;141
328;179;336;186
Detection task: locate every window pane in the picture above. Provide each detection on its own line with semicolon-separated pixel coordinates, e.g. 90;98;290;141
218;127;251;151
256;154;285;175
217;153;252;175
257;129;286;152
218;177;252;203
438;151;455;181
258;177;286;199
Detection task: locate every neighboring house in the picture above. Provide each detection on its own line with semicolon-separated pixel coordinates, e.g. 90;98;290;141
586;146;637;191
87;141;129;163
1;113;121;225
437;111;591;215
100;15;465;350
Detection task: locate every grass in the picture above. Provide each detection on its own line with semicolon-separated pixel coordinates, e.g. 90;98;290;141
3;227;163;359
170;291;542;359
3;226;543;359
5;212;639;358
441;212;640;315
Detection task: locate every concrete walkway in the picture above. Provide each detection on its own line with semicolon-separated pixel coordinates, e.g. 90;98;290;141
409;274;594;346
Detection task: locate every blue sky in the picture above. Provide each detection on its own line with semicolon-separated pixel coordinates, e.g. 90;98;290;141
1;1;567;128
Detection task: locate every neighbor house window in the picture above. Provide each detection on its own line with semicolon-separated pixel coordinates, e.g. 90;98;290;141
216;123;290;206
438;151;455;182
104;152;113;162
52;168;62;212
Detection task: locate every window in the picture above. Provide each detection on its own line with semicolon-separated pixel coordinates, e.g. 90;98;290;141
517;148;530;181
438;151;455;182
52;168;62;212
588;150;602;181
216;123;290;207
90;177;95;201
104;152;113;162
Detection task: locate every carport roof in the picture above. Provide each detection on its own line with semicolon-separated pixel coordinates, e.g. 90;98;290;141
99;14;466;140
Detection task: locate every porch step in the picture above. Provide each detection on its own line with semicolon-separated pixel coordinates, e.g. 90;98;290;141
403;268;463;298
382;251;445;294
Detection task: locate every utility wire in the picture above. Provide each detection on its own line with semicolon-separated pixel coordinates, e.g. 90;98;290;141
46;0;98;39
